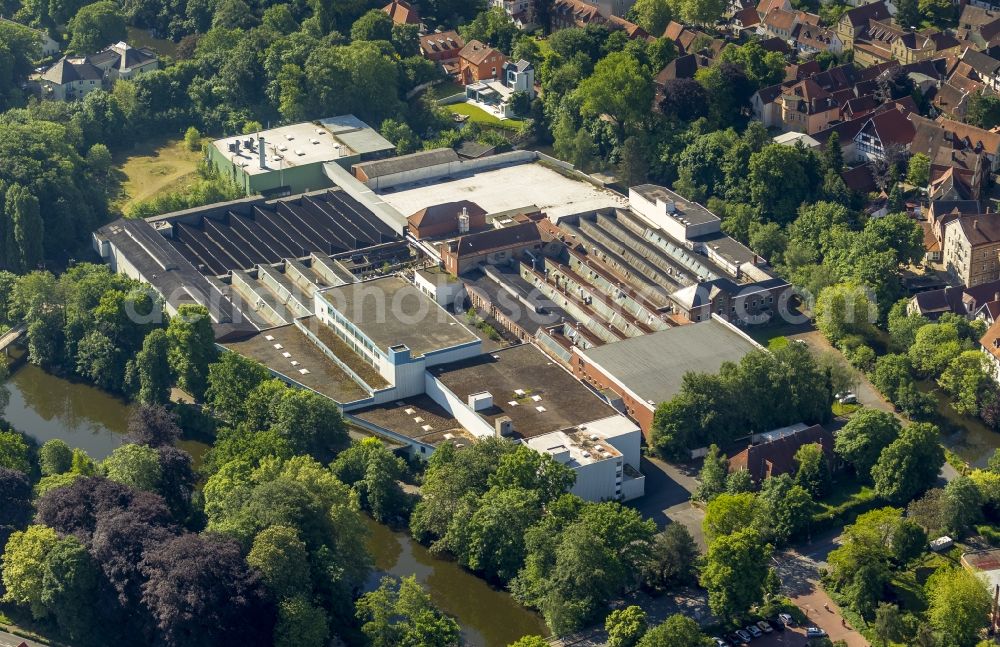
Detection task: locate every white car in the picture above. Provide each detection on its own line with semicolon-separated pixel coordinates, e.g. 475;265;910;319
838;392;857;404
777;613;795;626
806;627;828;638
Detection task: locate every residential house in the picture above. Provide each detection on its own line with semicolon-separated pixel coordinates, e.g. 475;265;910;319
756;0;791;19
775;78;842;134
962;48;1000;92
850;19;960;66
419;31;465;77
936;117;1000;172
910;114;993;201
854;106;916;161
1;18;58;56
88;41;157;81
39;57;103;101
760;8;800;40
908;278;1000;319
732;5;762;35
941;213;1000;286
551;0;646;36
728;424;835;485
465;59;535;118
956;4;1000;49
793;23;844;56
490;0;535;26
457;40;507;84
583;0;637;17
836;1;892;51
981;318;1000;382
504;59;535;96
383;0;420;25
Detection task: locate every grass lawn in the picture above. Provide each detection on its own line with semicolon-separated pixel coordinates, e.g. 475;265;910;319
428;81;465;100
888;550;958;614
812;477;877;528
115;137;203;213
832;401;861;417
449;102;524;127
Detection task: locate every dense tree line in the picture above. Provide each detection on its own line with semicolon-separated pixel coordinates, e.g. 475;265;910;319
651;343;834;458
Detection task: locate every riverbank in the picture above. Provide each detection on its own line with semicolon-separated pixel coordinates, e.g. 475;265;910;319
1;358;548;647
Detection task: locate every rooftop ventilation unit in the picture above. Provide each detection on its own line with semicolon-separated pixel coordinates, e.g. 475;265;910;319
468;391;493;411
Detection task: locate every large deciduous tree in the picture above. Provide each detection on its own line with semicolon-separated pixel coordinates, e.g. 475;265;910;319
700;527;771;618
166;304;217;400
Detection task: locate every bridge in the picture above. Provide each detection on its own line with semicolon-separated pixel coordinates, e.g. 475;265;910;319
0;323;26;356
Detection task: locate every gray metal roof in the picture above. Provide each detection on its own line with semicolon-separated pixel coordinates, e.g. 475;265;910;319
580;318;761;405
353;148;460;179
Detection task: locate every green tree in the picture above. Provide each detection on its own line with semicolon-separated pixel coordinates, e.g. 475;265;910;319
755;474;813;545
823;131;844;173
606;605;647;647
509;638;549;647
670;0;726;24
696;444;728;501
205;352;270;421
1;525;60;617
7;184;43;272
968;93;1000;129
489;444;576;504
356;575;461;647
0;430;30;474
748;144;821;225
641;523;699;591
184;126;201;151
637;614;712;647
887;301;928;352
166;304;217;400
872;423;945;504
938;350;992;416
247;525;312;600
895;0;919;30
128;328;173;405
460;7;519;53
942;476;983;535
794;443;831;498
907;153;930;187
575;51;653;134
351;9;393;42
815;282;878;345
331;437;409;522
704;492;757;541
100;443;162;492
275;595;329;647
726;468;754;494
918;0;953;24
701;527;771;618
628;0;672;35
872;603;903;647
926;567;991;647
618;136;649;187
38;439;73;476
834;409;901;480
67;1;126;54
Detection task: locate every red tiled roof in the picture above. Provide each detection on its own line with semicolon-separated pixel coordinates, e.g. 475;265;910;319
728;425;834;484
383;0;419;25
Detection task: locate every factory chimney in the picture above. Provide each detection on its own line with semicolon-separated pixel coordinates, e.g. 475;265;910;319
258;135;266;169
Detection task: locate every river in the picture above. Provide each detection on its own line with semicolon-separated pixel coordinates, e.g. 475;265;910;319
2;359;548;647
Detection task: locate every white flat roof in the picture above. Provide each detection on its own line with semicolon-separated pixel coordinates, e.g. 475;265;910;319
212;117;392;176
376;162;627;221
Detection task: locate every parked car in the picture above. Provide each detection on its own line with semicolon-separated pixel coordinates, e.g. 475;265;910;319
756;620;773;634
735;629;752;643
713;638;729;647
727;631;745;645
746;625;762;638
806;627;828;638
838;391;857;404
777;612;795;627
767;615;785;631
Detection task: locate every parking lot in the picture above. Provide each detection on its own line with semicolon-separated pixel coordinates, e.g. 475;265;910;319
720;624;825;647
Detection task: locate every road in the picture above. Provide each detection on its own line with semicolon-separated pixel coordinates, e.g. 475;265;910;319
772;530;869;646
0;323;26;354
0;630;46;647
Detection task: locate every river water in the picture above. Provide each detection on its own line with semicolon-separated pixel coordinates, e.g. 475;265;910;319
2;360;548;647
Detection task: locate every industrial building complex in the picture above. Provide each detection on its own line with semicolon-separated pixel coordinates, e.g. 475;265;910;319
94;131;796;502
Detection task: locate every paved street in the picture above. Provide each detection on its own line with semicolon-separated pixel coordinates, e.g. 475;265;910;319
773;531;869;647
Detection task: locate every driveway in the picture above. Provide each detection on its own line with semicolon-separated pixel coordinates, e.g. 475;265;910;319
785;330;958;483
629;455;707;550
785;330;893;416
773;530;869;647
